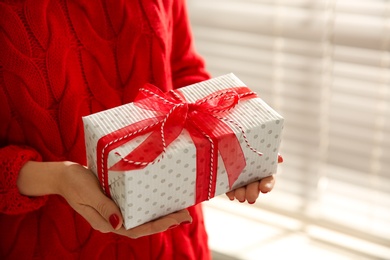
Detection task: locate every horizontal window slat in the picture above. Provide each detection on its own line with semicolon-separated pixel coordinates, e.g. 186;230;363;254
190;1;390;50
194;26;390;69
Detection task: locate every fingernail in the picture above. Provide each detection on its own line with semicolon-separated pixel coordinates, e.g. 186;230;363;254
168;224;179;229
238;200;245;203
181;220;192;225
109;214;120;229
248;201;256;204
278;155;283;163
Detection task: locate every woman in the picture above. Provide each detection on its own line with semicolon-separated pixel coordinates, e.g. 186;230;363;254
0;0;275;259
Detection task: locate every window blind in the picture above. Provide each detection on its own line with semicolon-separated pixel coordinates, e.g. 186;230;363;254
188;0;390;258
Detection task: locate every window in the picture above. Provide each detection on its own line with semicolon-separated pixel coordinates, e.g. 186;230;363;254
188;1;390;258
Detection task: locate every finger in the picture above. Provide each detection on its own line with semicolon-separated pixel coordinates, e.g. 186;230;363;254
233;186;247;202
245;181;261;204
78;177;124;231
115;209;192;239
259;175;275;193
146;209;192;231
91;194;123;230
74;203;113;233
225;190;235;201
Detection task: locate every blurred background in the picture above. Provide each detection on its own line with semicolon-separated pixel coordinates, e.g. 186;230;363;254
187;0;390;259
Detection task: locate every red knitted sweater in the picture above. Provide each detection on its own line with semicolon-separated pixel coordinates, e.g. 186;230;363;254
0;0;211;259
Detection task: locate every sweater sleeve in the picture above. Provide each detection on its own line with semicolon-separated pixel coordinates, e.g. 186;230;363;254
0;145;48;215
170;0;211;89
0;3;47;214
0;67;48;214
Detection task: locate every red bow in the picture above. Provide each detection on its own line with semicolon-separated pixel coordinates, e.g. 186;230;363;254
96;84;258;203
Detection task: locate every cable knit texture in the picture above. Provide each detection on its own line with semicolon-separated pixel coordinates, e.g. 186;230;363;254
0;0;210;259
0;145;47;214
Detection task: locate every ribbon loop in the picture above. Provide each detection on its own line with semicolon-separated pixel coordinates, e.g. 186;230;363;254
192;90;239;114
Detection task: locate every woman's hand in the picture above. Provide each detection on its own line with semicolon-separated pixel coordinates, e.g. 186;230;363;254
225;175;275;204
18;161;192;238
226;155;282;204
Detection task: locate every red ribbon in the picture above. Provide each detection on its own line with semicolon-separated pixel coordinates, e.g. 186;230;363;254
96;84;258;203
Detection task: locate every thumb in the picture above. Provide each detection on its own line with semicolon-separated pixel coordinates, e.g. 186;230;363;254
60;163;124;232
94;193;124;230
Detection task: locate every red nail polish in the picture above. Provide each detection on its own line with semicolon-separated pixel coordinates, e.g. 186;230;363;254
109;214;120;229
278;155;283;163
248;201;256;204
181;221;192;225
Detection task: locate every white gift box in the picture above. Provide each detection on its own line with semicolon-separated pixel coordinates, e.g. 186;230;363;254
82;73;284;229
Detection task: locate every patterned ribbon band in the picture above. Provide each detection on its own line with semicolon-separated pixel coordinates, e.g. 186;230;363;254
96;84;261;203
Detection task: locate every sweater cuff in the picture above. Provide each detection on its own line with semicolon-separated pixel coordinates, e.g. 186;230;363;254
0;145;48;215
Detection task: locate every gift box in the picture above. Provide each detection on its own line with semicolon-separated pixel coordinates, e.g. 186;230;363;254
82;73;284;229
